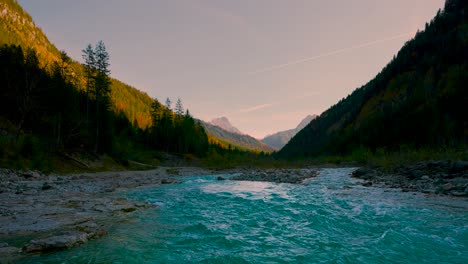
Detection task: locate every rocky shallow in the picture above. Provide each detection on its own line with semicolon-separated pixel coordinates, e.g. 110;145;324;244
228;168;320;183
352;160;468;197
0;167;213;261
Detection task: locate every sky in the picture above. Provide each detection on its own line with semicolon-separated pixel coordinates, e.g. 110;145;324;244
18;0;445;138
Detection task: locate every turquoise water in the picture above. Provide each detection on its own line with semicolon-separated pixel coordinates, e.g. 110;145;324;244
22;168;468;263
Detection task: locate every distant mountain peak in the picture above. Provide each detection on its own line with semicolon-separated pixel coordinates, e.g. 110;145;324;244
209;116;243;135
261;114;317;149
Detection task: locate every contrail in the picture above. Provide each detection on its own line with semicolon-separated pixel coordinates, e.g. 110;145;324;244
239;103;273;113
248;31;415;75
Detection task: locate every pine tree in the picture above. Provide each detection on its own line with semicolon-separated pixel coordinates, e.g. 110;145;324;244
93;40;111;154
175;98;184;118
165;97;172;111
82;44;95;125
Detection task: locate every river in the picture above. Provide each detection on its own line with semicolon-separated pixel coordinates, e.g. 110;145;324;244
22;168;468;263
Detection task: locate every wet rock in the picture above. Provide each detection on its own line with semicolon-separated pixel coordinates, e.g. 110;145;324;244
121;206;137;213
441;183;455;192
217;176;226;181
0;244;20;255
231;168;319;184
361;181;373;187
23;232;91;253
41;182;52;190
22;171;40;179
343;186;353;190
421;175;431;181
160;178;172;184
450;191;466;197
352;168;372;178
408;169;423;179
451;161;468;173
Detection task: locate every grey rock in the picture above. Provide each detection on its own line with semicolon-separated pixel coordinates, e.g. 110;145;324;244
41;182;52;190
451;161;468;173
361;181;373;187
450;191;466;197
421;175;431;181
408;170;423;179
0;246;20;255
352;168;371;178
22;171;40;179
441;183;455;192
23;232;90;253
160;178;172;184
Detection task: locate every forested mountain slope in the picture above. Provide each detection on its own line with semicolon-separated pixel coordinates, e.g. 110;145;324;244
201;121;276;153
0;0;152;128
278;0;468;158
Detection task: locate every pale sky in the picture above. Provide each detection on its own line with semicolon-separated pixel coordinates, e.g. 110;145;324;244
18;0;445;138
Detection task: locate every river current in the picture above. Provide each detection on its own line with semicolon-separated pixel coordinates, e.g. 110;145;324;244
23;168;468;263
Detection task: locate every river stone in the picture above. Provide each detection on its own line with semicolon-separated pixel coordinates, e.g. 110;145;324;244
362;181;373;187
217;176;226;181
42;182;52;190
0;245;20;255
421;175;431;181
161;178;171;184
22;171;41;179
23;232;90;253
352;168;371;178
451;161;468;173
441;183;455;192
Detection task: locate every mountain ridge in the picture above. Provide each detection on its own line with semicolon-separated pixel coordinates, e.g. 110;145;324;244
262;115;317;149
200;120;275;153
209;117;243;135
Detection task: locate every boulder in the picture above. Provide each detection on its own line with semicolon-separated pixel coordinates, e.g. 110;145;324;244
217;176;226;181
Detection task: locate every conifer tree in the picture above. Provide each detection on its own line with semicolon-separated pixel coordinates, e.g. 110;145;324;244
93;41;111;153
82;44;95;125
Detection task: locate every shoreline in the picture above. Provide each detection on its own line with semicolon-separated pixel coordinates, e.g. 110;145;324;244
352;160;468;197
0;167;215;261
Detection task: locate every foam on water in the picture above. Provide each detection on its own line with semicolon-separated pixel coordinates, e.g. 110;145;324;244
22;168;468;263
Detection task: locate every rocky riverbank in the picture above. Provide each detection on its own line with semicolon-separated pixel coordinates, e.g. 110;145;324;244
352;160;468;197
227;168;320;183
0;167;213;261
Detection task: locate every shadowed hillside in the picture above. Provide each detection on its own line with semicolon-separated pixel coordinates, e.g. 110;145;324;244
279;0;467;158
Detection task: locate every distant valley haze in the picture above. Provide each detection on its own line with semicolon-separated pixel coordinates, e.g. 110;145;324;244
17;0;446;138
